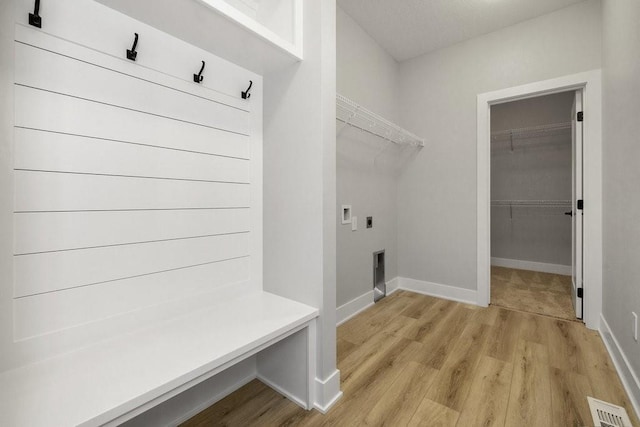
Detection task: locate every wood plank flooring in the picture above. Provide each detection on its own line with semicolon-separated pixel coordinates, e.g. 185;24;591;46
491;266;576;320
181;291;639;427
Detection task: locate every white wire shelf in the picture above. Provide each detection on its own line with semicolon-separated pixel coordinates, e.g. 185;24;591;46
491;200;572;207
492;200;572;218
336;94;425;147
491;122;571;142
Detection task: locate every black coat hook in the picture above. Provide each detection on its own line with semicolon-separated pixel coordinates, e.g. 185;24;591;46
193;61;205;83
29;0;42;28
242;80;253;99
126;33;139;61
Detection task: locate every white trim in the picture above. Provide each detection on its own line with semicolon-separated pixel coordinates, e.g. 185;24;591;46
477;70;603;330
335;277;401;326
386;277;400;294
198;0;302;60
491;257;571;276
599;315;640;420
399;277;478;306
336;291;373;326
313;369;343;413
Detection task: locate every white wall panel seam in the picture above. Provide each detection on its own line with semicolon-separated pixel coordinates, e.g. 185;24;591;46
15;84;250;137
14;207;252;213
14;169;251;185
15;40;249;134
15;255;251;299
14;171;251;211
14;230;251;256
14;232;251;297
14;209;252;254
14;87;251;159
14;126;250;160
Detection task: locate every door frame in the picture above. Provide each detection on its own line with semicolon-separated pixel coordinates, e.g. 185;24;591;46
476;70;602;330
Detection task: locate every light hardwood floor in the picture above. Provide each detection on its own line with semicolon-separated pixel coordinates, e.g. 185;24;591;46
182;291;639;427
491;266;576;321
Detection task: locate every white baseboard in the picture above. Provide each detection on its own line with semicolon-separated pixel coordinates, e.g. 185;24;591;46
313;369;342;413
599;315;640;421
336;278;400;326
491;257;571;275
336;291;374;326
336;277;478;326
386;277;399;294
398;277;478;305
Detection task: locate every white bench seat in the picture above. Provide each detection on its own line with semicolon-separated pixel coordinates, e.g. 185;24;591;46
0;291;318;427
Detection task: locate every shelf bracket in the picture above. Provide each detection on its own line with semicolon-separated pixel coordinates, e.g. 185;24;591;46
338;105;360;134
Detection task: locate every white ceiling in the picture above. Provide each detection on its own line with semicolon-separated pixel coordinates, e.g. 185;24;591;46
337;0;587;61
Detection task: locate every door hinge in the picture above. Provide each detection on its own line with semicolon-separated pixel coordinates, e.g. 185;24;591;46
577;111;584;122
577;199;584;210
577;288;583;298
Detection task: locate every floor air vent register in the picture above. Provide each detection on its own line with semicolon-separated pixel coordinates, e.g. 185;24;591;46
588;397;633;427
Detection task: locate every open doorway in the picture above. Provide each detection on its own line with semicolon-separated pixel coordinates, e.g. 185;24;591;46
476;71;602;330
489;91;580;321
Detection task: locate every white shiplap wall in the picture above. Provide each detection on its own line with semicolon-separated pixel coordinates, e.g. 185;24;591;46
6;0;262;366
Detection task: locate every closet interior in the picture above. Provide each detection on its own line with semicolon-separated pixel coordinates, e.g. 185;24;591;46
490;91;577;320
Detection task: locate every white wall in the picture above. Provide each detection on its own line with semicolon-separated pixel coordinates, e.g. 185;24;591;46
0;0;15;372
337;8;398;121
2;0;262;371
336;7;402;307
491;92;574;267
601;0;640;401
397;0;602;290
263;0;340;408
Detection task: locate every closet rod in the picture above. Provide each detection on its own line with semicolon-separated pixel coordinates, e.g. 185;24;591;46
492;200;572;219
491;121;571;142
491;200;571;207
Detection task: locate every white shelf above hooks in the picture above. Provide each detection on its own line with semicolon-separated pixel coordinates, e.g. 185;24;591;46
336;94;425;147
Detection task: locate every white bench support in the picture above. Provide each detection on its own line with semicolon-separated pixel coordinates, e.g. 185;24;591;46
257;320;317;410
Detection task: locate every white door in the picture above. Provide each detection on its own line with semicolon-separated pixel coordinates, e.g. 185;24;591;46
571;90;584;319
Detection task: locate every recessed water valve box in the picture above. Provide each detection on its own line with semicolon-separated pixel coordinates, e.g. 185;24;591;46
373;250;385;302
341;205;352;224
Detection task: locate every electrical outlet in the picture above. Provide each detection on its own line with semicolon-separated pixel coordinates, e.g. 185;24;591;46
633;312;638;342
